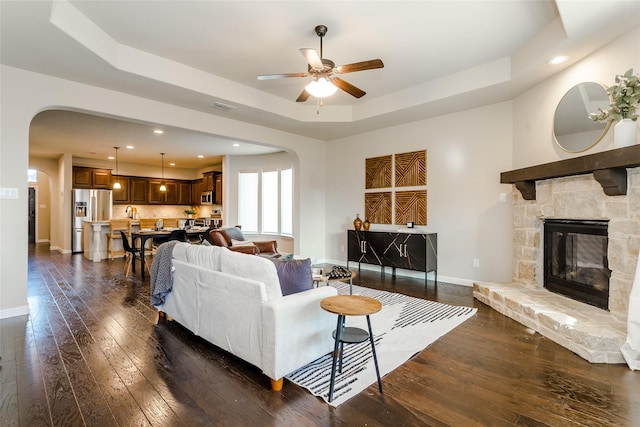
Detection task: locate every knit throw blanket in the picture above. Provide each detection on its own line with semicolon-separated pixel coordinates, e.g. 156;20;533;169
150;240;181;306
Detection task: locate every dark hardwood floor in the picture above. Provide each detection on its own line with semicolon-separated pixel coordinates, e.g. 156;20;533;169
1;243;639;426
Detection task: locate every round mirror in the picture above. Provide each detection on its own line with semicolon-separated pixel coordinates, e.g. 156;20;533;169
553;82;611;153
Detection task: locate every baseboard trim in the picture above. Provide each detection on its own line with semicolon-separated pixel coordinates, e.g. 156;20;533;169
319;258;473;287
0;305;30;320
50;246;72;254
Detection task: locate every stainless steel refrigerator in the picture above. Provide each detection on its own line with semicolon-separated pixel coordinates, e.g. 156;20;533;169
72;189;112;253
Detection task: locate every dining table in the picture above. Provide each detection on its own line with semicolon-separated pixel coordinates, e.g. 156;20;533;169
130;227;210;279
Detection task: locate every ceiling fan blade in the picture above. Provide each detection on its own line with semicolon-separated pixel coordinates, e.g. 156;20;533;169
332;77;366;98
300;48;324;70
257;73;307;80
295;89;311;102
336;59;384;74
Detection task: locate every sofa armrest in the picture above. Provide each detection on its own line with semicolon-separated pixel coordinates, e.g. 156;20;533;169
254;240;278;254
229;245;258;255
262;286;338;380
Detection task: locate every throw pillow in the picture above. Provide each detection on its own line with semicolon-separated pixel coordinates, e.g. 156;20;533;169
201;239;212;246
279;253;294;261
223;227;246;242
271;257;313;296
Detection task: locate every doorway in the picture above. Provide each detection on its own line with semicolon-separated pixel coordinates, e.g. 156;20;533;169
29;187;36;243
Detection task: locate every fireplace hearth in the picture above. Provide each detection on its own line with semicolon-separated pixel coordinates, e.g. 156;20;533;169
543;219;610;310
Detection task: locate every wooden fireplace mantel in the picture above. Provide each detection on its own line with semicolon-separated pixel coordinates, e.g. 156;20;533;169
500;145;640;200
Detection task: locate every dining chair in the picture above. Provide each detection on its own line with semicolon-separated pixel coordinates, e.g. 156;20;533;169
167;229;189;242
120;231;149;277
107;219;131;260
137;218;159;254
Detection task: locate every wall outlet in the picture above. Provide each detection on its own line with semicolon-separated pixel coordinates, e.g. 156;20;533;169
473;258;480;268
340;245;345;252
499;192;507;203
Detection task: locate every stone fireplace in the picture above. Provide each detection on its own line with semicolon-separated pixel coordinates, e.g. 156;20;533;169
543;219;610;310
474;148;640;363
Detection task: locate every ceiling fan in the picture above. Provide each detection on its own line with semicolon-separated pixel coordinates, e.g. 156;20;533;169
257;25;384;102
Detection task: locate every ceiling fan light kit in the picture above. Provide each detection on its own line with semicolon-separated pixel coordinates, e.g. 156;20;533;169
305;77;337;98
257;25;384;103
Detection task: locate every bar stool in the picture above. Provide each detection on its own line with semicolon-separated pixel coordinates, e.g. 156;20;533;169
137;218;159;254
320;295;383;403
107;219;131;260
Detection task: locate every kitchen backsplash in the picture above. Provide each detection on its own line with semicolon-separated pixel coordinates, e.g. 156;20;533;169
113;204;222;220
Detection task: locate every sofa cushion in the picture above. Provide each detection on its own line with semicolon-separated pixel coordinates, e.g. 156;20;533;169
219;249;282;300
271;258;313;296
172;243;224;271
231;239;255;247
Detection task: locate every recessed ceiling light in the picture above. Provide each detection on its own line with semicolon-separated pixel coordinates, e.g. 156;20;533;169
108;156;115;160
197;155;204;159
547;55;569;65
233;143;240;147
153;129;164;134
169;162;176;166
126;145;134;149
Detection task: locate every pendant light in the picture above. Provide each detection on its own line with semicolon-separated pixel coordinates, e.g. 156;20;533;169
112;146;121;189
159;153;166;192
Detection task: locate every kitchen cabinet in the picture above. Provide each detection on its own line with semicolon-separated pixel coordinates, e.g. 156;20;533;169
92;169;112;189
191;179;203;205
347;230;437;282
113;177;194;205
203;172;215;192
164;181;179;204
148;180;184;204
72;166;112;189
214;172;223;204
112;176;130;203
148;180;166;204
178;181;192;205
130;178;148;204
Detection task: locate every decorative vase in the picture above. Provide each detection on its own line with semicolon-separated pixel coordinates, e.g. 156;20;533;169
353;214;362;231
363;217;371;231
614;118;638;148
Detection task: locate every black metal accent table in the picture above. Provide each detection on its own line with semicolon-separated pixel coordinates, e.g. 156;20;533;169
320;295;383;403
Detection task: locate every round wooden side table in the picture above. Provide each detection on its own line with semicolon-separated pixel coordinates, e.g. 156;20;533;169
320;294;383;402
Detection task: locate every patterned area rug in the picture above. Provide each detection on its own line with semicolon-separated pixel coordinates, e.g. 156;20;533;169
286;282;477;406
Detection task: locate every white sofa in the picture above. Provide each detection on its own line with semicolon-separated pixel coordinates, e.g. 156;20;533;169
154;242;338;390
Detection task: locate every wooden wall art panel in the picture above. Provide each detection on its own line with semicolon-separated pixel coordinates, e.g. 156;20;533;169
365;192;392;224
395;190;427;225
365;155;392;189
395;150;426;187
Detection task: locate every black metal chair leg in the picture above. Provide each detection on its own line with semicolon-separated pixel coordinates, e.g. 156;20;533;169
328;315;344;402
366;315;383;393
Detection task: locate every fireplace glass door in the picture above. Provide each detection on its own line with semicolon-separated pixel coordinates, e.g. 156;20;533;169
543;219;610;310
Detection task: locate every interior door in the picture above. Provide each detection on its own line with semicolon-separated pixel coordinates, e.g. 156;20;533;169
28;187;36;243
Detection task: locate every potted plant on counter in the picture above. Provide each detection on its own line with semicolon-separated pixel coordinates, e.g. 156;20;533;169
589;68;639;148
184;208;197;218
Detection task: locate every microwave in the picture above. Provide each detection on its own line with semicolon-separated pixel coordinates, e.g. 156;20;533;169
201;191;213;205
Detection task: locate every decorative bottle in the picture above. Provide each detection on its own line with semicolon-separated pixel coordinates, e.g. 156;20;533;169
353;214;363;231
363;217;371;231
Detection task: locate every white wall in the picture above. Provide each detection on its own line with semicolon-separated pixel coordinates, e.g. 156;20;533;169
0;65;327;318
225;151;300;255
325;102;514;285
513;27;640;168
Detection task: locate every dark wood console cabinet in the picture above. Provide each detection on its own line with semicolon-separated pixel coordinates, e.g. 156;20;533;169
347;230;437;283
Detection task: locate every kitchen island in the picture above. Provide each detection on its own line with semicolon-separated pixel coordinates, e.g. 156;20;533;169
82;220;141;262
